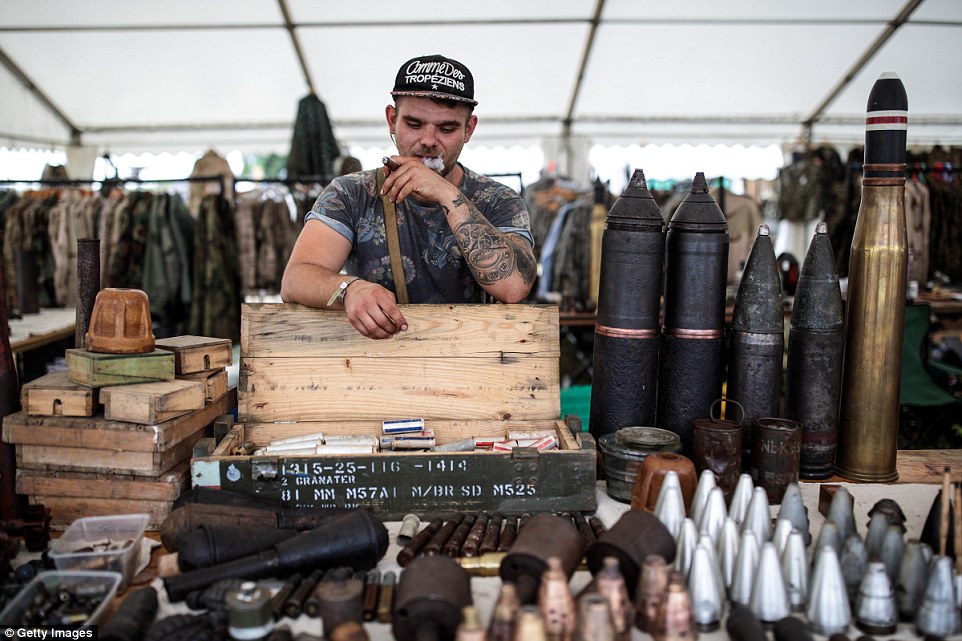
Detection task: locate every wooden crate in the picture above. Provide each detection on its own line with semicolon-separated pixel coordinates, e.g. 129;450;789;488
156;335;233;375
194;418;595;519
21;371;98;417
17;462;190;530
102;379;205;424
193;303;597;519
65;349;174;388
4;388;235;476
238;303;561;423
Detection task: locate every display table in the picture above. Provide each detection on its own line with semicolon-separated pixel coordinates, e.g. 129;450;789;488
8;308;75;354
143;474;958;640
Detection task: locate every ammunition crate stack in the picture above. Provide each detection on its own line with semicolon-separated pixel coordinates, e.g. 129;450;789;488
4;336;236;530
191;303;597;519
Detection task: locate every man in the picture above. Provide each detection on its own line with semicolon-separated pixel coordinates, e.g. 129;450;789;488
281;54;536;339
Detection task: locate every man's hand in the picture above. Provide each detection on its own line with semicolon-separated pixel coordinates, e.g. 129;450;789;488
381;156;460;206
343;279;409;339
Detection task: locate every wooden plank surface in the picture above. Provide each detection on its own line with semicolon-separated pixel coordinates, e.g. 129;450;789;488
16;428;202;476
241;420;573;447
241;303;560;358
102;379;205;424
812;449;962;485
9;308;76;353
33;496;174;530
16;461;189;501
239;356;559;422
3;388;235;452
180;368;228;402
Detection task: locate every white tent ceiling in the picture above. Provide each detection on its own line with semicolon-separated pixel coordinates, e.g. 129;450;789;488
1;0;960;158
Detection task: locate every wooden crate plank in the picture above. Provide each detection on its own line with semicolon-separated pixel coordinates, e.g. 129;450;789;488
102;380;205;424
65;349;175;387
211;424;244;456
3;388;236;452
21;371;98;417
241;303;560;358
180;368;228;402
156;335;233;374
16;426;205;476
16;461;189;501
242;419;573;447
239;356;559;423
32;496;173;531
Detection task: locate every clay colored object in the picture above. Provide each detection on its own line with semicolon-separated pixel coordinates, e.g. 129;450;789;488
631;452;697;512
86;288;155;354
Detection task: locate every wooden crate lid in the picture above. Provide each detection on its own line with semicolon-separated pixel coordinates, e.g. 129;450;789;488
239;303;560;424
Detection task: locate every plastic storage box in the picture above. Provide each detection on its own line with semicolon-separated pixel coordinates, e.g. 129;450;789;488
48;513;148;590
0;570;121;627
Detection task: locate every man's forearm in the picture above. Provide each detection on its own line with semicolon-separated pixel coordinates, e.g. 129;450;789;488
280;263;350;309
442;194;536;302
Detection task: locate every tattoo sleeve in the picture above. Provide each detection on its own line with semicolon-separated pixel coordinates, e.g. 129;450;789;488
451;196;536;286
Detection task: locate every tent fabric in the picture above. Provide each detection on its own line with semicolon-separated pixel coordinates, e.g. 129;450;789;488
0;0;960;155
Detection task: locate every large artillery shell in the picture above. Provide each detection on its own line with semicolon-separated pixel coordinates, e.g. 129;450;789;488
836;73;909;482
785;222;844;479
727;225;784;464
659;173;729;454
590;169;666;438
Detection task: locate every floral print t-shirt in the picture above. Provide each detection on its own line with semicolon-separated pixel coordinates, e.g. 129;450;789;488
305;165;533;303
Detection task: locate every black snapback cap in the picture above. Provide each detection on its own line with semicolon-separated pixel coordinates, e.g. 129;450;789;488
391;54;477;106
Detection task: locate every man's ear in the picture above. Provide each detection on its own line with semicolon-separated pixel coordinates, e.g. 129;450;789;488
385;104;398;135
464;114;478;143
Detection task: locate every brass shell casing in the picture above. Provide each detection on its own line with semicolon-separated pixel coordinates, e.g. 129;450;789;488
836;184;907;482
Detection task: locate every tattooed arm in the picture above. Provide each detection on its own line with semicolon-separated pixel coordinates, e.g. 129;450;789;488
380;158;536;302
442;193;537;303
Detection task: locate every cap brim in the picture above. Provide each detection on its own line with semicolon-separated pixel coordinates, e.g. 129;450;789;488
391;90;478;106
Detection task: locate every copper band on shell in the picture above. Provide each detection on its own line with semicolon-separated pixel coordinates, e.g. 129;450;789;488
863;162;906;186
664;327;724;339
863;163;906;173
595;324;659;339
863;177;906;186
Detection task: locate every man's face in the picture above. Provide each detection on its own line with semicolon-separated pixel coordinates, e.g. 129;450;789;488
386;97;477;178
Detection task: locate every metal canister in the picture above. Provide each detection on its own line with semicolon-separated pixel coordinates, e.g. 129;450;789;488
598;427;681;502
226;581;272;640
692;399;744;501
750;417;801;504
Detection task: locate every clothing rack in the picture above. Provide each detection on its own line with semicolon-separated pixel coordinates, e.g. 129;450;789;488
485;172;524;196
0;174;227;194
234;175;330;186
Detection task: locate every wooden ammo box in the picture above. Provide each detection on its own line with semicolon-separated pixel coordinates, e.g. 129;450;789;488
65;348;175;388
4;388;236;477
101;379;206;424
21;371;98;417
191;303;596;519
16;463;191;530
156;335;233;374
4;389;236;530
